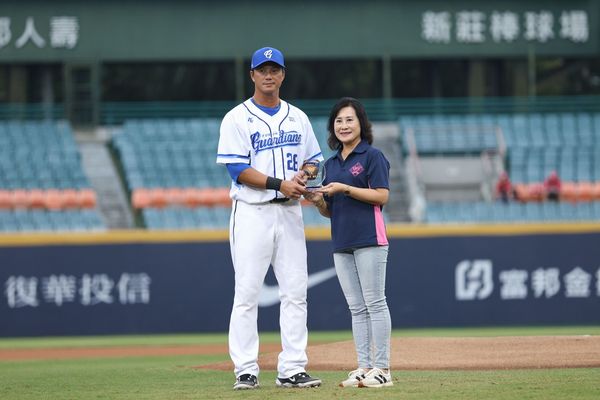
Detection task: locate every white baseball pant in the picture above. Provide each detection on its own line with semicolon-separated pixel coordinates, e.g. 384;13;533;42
228;199;309;378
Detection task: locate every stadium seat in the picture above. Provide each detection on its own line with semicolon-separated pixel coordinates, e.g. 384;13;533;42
149;188;168;208
182;188;205;207
11;190;29;209
77;189;98;209
575;182;594;202
112;118;231;194
560;182;578;202
27;189;46;209
592;182;600;200
0;120;105;232
61;189;80;209
513;184;530;202
211;187;231;207
164;188;186;206
0;190;11;208
132;189;152;209
44;189;64;210
527;183;545;202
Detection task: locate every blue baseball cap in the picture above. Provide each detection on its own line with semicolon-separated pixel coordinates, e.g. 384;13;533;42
251;47;285;70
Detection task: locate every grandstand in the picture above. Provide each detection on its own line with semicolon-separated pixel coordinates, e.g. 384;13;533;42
0;1;599;231
0;121;105;232
0;114;380;232
103;109;346;229
2;107;600;231
109;116;350;230
400;112;600;224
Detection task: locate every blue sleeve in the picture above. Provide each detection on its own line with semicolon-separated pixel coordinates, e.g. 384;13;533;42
226;163;251;183
367;149;390;189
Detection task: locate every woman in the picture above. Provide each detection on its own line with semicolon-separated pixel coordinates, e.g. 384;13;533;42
307;97;392;388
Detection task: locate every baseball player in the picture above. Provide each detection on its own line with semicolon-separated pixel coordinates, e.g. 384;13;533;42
216;46;323;390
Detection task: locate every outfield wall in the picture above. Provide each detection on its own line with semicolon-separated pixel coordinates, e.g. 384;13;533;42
2;224;600;337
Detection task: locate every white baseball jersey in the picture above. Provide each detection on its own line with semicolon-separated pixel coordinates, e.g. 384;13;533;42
216;99;323;203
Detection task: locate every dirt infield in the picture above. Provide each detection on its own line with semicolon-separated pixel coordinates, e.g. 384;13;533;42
199;336;600;371
3;336;599;370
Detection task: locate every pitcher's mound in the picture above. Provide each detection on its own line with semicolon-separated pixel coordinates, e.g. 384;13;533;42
199;335;600;371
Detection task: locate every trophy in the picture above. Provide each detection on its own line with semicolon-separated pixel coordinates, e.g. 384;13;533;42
302;161;326;190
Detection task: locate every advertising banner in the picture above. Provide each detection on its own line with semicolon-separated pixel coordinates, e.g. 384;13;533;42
2;229;600;336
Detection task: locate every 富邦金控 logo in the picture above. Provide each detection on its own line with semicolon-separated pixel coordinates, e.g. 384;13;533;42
455;259;494;300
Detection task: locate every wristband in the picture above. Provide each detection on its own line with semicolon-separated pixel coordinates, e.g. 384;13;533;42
266;176;283;191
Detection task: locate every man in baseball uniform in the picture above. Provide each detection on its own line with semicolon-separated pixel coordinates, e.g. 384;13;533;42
216;46;323;390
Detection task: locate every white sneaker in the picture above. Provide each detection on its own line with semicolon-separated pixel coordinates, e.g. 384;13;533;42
358;368;393;388
339;368;367;387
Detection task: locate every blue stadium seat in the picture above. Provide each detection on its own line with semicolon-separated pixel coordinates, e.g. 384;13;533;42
0;121;104;232
113;118;234;192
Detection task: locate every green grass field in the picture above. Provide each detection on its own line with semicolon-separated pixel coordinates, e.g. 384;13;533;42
2;327;600;400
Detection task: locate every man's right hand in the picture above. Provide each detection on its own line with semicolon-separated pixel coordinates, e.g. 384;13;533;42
279;180;307;200
292;170;308;185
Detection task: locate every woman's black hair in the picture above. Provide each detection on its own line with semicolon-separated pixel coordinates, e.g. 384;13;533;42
326;97;373;151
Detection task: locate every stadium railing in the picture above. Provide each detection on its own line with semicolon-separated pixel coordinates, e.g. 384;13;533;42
3;96;600;125
0;103;65;121
100;96;600;124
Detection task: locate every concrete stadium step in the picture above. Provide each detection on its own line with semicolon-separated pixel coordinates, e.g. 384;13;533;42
77;131;134;229
373;122;411;222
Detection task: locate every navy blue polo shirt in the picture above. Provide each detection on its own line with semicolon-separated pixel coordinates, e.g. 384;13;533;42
323;140;390;252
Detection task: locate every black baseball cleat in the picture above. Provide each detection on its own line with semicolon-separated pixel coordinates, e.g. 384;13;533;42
276;372;322;388
233;374;259;390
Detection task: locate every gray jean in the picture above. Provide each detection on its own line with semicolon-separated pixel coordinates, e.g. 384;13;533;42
333;245;391;369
